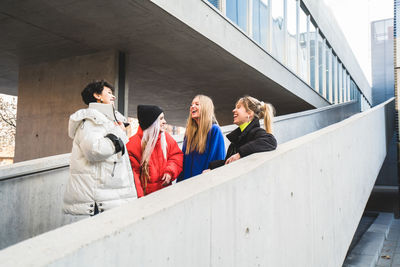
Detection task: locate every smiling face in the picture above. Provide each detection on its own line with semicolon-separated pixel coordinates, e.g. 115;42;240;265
190;96;201;123
94;86;115;105
159;113;167;132
233;101;253;125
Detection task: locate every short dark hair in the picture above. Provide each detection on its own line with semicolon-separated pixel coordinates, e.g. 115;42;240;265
81;80;115;105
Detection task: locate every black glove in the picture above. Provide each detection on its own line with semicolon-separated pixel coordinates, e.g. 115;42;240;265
105;134;125;155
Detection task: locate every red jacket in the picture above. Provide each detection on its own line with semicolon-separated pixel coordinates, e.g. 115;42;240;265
127;127;183;197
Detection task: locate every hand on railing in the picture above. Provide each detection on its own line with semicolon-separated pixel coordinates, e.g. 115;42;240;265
225;153;240;165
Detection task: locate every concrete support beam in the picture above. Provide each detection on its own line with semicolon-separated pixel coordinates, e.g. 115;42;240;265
14;50;120;162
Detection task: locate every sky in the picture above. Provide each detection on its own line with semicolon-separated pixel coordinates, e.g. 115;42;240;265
324;0;393;85
0;93;16;102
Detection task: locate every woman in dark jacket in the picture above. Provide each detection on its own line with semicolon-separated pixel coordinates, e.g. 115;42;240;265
208;95;277;170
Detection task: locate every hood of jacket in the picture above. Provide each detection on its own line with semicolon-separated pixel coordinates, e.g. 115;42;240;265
68;103;126;139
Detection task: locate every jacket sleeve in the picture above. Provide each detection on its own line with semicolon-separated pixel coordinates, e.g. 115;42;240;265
164;133;184;180
237;129;277;158
206;125;226;167
76;119;117;162
209;140;234;170
208;160;225;170
126;138;144;198
177;139;187;182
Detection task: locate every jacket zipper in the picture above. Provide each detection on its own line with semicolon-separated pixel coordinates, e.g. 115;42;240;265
111;161;116;177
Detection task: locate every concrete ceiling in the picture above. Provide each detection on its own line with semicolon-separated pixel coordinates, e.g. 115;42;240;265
0;0;320;126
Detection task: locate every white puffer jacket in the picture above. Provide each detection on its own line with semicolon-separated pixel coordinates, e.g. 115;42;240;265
63;103;137;215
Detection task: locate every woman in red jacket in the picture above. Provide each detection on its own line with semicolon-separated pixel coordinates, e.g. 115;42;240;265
127;105;183;197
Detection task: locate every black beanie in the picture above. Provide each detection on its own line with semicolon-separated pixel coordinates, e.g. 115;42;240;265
137;105;163;130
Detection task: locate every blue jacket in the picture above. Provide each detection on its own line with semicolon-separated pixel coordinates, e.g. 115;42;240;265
178;124;226;181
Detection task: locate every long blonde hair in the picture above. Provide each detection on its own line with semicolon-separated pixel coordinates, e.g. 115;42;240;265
140;114;167;193
237;96;275;134
184;95;218;154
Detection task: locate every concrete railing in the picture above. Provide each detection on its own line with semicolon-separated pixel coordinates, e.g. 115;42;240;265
0;99;393;266
0;101;359;251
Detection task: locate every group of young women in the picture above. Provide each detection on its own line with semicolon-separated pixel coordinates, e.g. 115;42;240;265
63;80;277;216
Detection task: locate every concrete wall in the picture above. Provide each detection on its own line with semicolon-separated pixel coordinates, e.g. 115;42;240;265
375;134;398;186
273;101;359;144
0;101;360;251
0;154;80;250
14;50;119;162
0;99;393;267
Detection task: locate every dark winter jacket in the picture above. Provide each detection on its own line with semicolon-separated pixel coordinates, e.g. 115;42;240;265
209;119;277;169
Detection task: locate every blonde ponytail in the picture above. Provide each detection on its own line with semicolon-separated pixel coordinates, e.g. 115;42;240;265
262;103;275;134
237;95;275;134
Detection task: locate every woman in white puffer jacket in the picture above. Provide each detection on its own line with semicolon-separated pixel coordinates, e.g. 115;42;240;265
63;80;137;216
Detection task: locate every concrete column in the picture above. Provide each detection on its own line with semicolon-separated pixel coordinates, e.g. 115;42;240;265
14;50;120;162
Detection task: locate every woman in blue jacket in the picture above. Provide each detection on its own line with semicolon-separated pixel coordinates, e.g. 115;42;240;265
177;95;225;181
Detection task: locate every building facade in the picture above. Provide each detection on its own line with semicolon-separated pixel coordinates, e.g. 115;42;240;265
0;0;372;162
371;18;394;106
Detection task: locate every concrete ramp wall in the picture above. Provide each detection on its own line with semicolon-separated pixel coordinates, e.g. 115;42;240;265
0;155;78;250
0;101;358;251
0;99;393;266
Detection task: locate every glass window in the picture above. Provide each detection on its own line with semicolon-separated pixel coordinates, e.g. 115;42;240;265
298;6;308;82
346;72;349;102
325;45;331;102
238;0;248;31
344;73;348;102
309;22;317;90
354;84;357;100
332;55;337;104
253;0;260;42
252;0;269;49
350;79;354;100
287;0;297;72
227;0;248;32
338;62;342;103
318;34;324;95
343;70;347;102
342;68;346;102
226;0;238;25
259;1;269;49
354;81;358;101
355;85;360;106
271;0;285;63
347;75;351;101
208;0;221;9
